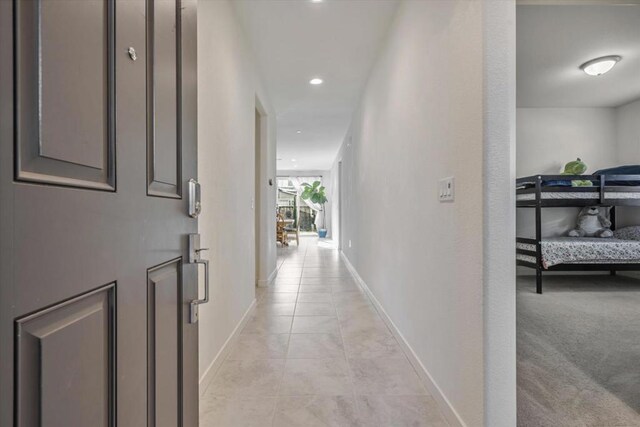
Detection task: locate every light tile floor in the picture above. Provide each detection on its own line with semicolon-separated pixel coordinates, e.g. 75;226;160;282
200;237;449;427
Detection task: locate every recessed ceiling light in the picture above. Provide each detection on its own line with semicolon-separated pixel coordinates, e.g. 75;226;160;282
291;159;297;162
309;78;323;85
580;55;622;76
296;130;302;134
311;0;323;3
293;164;298;168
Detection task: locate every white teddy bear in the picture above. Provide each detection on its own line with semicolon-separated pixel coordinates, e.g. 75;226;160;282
568;206;613;238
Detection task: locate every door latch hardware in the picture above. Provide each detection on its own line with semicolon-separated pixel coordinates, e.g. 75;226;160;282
187;234;210;323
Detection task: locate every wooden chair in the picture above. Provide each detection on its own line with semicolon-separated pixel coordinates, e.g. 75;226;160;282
276;214;288;246
284;222;299;246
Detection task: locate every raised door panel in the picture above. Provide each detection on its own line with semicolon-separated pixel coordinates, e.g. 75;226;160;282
147;0;181;198
15;284;115;427
14;0;115;190
148;259;182;427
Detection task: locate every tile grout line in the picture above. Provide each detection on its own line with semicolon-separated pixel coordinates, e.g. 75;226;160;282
269;244;304;427
271;239;307;427
331;261;364;422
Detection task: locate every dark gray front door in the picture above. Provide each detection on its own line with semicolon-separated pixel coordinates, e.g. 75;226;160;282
0;0;199;426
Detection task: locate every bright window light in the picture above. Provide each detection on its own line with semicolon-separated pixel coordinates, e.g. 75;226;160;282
580;55;621;76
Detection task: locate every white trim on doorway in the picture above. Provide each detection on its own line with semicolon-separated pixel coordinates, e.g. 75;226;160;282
257;267;278;288
338;160;343;251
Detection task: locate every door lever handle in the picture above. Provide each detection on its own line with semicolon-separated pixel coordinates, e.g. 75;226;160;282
189;259;209;324
187;234;210;323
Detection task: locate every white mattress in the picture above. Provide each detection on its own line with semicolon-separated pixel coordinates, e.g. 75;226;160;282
517;191;640;201
516;238;640;269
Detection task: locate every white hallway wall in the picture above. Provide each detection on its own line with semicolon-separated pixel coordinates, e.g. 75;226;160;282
330;1;494;425
197;0;277;383
329;1;516;424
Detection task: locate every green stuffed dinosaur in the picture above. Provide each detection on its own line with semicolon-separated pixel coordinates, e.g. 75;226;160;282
561;158;592;187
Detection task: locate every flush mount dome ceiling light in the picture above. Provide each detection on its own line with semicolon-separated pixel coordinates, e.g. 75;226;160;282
580;55;622;76
309;78;323;85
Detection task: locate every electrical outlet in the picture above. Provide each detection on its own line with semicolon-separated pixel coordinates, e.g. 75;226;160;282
438;177;455;202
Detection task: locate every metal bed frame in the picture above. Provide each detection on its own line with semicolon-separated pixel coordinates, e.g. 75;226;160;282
516;174;640;294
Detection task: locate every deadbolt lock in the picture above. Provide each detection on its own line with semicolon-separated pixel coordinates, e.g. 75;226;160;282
188;179;201;218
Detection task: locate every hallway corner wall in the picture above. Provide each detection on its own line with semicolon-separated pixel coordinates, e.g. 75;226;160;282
256;100;278;287
197;0;277;383
330;1;486;425
482;1;517;425
324;164;340;243
616;98;640;163
616;98;640;228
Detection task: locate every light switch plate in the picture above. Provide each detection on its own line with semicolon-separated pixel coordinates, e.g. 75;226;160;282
438;177;455;202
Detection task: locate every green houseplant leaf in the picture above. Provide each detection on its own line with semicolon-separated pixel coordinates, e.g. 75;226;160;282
299;181;328;230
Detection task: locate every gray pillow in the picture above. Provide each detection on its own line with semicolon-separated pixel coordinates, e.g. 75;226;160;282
614;226;640;241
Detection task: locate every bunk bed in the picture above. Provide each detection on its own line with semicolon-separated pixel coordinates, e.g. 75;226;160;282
516;174;640;294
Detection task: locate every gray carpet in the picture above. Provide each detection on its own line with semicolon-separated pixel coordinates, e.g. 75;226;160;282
517;274;640;427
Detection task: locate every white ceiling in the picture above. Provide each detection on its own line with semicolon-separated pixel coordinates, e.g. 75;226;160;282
233;0;399;171
517;5;640;108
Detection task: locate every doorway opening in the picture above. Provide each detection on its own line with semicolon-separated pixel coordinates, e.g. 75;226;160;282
254;102;267;287
515;3;640;425
276;176;323;245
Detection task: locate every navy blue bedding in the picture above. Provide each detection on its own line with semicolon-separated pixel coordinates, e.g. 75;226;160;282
592;165;640;186
543;179;572;187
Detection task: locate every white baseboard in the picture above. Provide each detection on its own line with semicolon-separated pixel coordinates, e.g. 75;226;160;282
317;239;339;249
257;267;278;288
199;299;257;397
340;252;466;427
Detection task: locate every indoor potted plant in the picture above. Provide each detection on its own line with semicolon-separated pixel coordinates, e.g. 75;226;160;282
301;181;328;238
